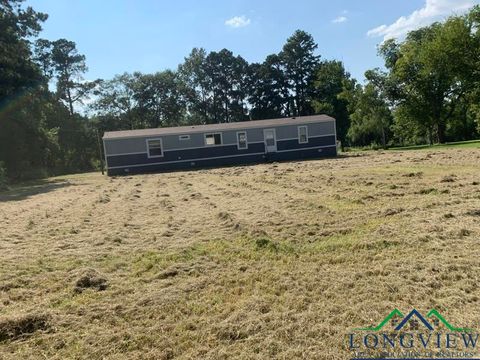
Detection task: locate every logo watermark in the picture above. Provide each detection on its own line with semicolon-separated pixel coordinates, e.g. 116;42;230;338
347;309;479;360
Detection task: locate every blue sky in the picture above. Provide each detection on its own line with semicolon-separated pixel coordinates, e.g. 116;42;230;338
28;0;479;82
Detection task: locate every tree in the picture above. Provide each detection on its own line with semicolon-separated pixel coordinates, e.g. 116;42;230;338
247;54;288;120
204;49;249;123
0;0;47;101
46;39;99;115
312;60;351;146
92;73;139;130
178;48;210;124
0;1;101;180
376;7;480;144
134;71;186;128
279;30;321;116
340;82;392;148
0;0;49;179
33;38;54;79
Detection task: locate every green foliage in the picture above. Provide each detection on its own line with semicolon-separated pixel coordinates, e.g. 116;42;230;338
0;0;98;182
178;48;210;124
343;84;392;148
0;0;47;100
279;30;321;116
339;77;393;148
177;48;249;124
312;60;351;145
33;38;101;115
94;30;323;126
92;73;140;130
204;49;249;123
0;162;8;191
134;70;187;127
374;6;480;145
247;54;287;120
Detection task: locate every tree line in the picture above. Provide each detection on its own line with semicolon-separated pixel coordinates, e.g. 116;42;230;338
1;0;479;184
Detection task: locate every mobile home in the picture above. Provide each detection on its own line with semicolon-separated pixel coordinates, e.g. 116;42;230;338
103;114;337;175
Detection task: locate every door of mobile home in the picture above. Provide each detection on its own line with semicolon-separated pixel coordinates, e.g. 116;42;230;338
263;129;277;152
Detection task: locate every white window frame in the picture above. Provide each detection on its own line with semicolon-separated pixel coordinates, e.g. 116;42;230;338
179;134;190;141
236;131;248;150
204;132;223;146
146;138;164;158
298;126;308;144
263;128;277;153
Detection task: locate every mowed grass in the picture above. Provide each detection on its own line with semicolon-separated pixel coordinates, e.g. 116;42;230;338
0;148;480;359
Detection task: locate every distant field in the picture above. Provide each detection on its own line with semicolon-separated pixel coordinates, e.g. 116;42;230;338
389;139;480;150
1;149;480;359
344;139;480;153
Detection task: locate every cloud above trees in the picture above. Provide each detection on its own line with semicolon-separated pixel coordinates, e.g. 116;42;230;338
332;16;347;24
367;0;475;40
225;15;251;28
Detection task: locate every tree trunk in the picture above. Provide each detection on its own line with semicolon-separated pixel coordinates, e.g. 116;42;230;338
66;88;74;116
381;127;387;149
428;126;434;146
437;120;446;144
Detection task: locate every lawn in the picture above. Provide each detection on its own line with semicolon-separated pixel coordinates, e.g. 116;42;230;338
390;139;480;150
0;148;479;359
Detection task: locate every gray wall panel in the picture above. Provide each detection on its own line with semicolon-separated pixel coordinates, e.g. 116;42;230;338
105;138;146;155
162;132;205;149
104;120;336;156
274;121;335;140
308;121;336;137
274;125;299;140
246;128;264;142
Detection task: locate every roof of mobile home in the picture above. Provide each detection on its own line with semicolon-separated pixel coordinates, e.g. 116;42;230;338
103;114;335;140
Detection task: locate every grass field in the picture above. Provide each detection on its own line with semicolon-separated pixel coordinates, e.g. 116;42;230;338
389;139;480;151
1;149;480;359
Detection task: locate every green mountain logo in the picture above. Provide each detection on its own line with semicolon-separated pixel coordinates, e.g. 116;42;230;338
354;309;472;332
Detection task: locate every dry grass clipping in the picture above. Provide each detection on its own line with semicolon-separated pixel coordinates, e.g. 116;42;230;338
0;148;479;359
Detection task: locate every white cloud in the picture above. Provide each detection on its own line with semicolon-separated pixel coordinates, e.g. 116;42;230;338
332;16;348;24
367;0;475;41
225;15;251;28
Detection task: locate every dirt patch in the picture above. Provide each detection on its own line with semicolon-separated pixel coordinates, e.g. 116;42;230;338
0;278;29;292
404;171;423;178
217;211;232;221
0;313;50;342
384;208;405;216
73;268;108;293
441;175;457;183
156;268;179;279
416;188;438;195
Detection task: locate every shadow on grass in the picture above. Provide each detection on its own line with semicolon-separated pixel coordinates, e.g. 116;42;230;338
0;178;75;202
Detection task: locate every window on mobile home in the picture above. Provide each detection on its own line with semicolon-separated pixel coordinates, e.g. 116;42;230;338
298;126;308;144
205;133;222;146
147;139;163;157
237;131;248;149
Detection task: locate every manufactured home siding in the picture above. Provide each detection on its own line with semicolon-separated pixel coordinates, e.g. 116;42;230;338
106;142;266;168
105;138;146;155
307;121;336;137
103;115;337;175
104;128;267;156
273;123;334;140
